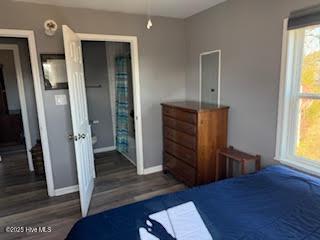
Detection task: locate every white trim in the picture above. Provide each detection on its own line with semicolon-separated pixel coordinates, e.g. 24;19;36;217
276;20;305;161
143;165;163;175
276;20;320;173
77;33;144;176
199;50;221;105
0;29;55;197
287;28;305;159
0;44;34;171
277;158;320;178
275;19;290;159
77;33;137;43
93;146;116;154
54;185;79;196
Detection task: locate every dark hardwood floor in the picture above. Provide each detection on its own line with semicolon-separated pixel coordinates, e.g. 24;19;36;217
0;151;185;239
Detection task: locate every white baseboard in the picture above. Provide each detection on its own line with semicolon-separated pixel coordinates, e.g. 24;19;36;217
143;165;163;175
93;146;116;154
54;185;79;196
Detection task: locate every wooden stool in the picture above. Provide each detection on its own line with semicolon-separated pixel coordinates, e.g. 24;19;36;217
216;146;261;181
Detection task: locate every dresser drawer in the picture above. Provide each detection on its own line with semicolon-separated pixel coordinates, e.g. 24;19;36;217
164;153;196;186
162;106;197;124
163;116;196;135
164;127;196;150
164;139;196;167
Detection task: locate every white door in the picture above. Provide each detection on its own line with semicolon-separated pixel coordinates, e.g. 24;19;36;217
63;25;95;217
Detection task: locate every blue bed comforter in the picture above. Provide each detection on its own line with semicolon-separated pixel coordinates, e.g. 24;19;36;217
67;165;320;240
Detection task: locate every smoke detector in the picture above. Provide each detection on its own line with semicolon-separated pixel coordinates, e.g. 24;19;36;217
44;19;58;36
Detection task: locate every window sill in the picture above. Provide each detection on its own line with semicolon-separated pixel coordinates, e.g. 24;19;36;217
275;157;320;178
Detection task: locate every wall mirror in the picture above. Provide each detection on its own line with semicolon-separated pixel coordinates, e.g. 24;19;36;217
40;54;68;90
199;50;221;105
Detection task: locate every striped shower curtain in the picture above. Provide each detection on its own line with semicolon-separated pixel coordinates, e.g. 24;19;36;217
115;56;129;153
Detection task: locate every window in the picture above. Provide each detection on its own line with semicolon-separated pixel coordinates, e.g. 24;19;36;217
295;26;320;161
276;20;320;170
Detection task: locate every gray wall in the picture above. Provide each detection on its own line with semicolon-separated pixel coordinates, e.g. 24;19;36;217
44;89;77;187
0;50;20;111
82;41;114;149
0;0;186;189
0;37;40;147
185;0;320;166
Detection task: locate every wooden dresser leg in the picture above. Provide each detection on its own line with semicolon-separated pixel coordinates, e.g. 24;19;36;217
256;155;261;171
240;161;245;175
228;158;233;178
216;151;220;181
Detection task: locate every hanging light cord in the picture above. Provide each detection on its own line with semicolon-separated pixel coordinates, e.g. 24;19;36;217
146;0;153;29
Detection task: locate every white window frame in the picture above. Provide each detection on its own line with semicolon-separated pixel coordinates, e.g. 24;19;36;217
276;19;320;175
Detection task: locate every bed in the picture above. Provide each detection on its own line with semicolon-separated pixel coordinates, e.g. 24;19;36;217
67;165;320;240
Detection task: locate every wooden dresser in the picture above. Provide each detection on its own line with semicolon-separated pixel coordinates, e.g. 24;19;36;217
161;101;229;187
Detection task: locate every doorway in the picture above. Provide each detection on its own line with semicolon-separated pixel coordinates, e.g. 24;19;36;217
0;30;54;197
62;26;143;216
0;38;48;209
0;43;35;170
82;41;137;166
78;33;144;177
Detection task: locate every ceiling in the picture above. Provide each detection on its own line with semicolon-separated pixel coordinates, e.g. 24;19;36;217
13;0;226;19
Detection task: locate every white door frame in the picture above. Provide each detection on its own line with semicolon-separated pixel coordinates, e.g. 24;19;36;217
0;29;55;197
0;44;34;171
199;50;221;105
77;33;144;175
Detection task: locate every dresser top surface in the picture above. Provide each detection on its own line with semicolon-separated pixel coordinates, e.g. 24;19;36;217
161;101;229;112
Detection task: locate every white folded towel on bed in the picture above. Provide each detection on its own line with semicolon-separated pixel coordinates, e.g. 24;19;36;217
139;201;213;240
139;210;175;240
